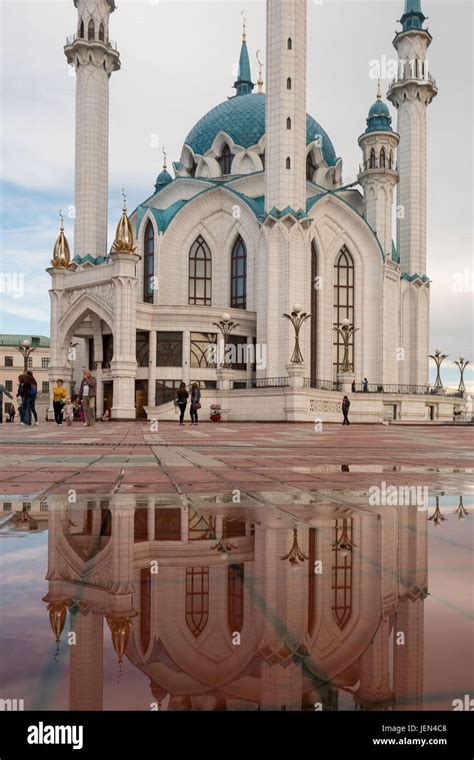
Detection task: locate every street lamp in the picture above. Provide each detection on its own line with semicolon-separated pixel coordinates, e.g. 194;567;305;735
428;496;447;526
331;518;357;557
454;356;469;393
212;517;235;560
280;526;309;569
429;348;448;390
17;339;35;374
454;495;469;519
212;313;239;368
333;318;359;373
282;304;311;364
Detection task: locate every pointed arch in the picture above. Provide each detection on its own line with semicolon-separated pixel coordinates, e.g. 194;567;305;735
370;148;376;169
88;19;95;41
380;147;386;168
79;19;84;38
217;143;234;176
189;236;212;306
99;22;105;42
287;77;292;90
310;240;319;385
286;116;292;130
144;220;155;304
333;247;355;375
186;567;209;638
331;519;353;630
287;37;293;50
231;235;247;309
286;156;291;170
306;152;317;181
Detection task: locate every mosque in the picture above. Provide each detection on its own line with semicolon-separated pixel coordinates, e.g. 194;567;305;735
48;0;463;423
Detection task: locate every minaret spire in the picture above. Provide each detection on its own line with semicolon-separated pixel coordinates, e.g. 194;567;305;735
233;11;254;96
400;0;426;31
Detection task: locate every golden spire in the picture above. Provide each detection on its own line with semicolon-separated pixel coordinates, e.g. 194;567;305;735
376;79;382;100
256;49;264;94
51;210;71;268
241;10;247;41
112;188;137;254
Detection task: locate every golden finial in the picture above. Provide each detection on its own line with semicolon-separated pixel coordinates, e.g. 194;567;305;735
376;79;382;100
241;10;247;41
162;146;167;171
256;49;264;94
51;210;71;268
112;189;137;254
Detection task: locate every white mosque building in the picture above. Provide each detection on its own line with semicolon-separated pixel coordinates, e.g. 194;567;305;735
48;0;463;423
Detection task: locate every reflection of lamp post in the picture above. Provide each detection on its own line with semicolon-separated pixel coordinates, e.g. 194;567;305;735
454;356;469;393
107;615;136;682
212;312;239;368
333;318;359;373
283;305;310;364
280;527;309;569
332;518;357;557
47;601;69;660
212;518;235;560
429;348;448;390
17;339;35;373
454;495;469;519
428;496;447;526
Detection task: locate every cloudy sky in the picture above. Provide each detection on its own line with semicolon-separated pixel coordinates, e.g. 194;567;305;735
0;0;472;388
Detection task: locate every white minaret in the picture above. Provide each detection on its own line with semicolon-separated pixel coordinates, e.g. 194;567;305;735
387;0;437;277
265;0;307;212
358;83;400;259
64;0;120;260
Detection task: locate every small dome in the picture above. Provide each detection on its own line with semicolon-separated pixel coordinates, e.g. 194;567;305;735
155;169;172;192
368;100;390;118
365;86;394;134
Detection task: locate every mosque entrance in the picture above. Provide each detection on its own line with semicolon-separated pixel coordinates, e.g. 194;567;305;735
135;380;148;419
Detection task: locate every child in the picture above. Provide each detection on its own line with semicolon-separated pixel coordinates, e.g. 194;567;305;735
64;397;75;427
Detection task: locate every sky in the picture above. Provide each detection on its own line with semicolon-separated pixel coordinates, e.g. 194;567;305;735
0;0;472;389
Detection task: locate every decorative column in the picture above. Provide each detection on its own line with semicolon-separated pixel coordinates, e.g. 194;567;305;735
148;330;157;406
69;612;104;711
355;616;395;710
109;502;135;595
95;361;104;417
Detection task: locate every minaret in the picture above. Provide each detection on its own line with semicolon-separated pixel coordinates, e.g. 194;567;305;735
358;83;400;259
64;0;120;261
387;0;437;277
265;0;307;212
233;15;255;96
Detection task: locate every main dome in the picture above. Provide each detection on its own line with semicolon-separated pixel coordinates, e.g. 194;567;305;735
184;92;337;167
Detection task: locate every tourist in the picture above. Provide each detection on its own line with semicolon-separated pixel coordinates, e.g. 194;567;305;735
0;384;13;424
342;395;351;425
176;382;189;426
190;383;201;425
78;370;97;427
351;379;356;393
17;373;33;426
363;377;369;392
6;403;15;423
63;397;75;427
26;371;39;426
52;379;68;426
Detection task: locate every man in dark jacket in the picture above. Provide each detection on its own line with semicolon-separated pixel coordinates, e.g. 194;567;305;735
342;396;351;426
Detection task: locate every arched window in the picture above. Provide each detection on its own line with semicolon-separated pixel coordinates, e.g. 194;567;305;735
79;19;84;38
310;241;318;386
189;236;212;306
99;22;105;42
88;19;95;41
286;157;291;170
287;37;293;50
259;151;265;169
333;247;355;375
140;567;151;653
380;147;386;168
143;221;154;304
186;567;209;638
287;77;292;90
306;152;317;181
331;519;353;630
228;564;244;633
370;148;376;169
389;150;393;170
217;144;234;175
231;236;247;309
414;59;418;78
190;162;197;178
286;117;292;130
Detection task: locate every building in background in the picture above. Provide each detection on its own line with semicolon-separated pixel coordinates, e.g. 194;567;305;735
0;334;51;395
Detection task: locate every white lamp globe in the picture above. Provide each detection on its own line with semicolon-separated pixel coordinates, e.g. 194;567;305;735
292;304;302;314
341;318;351;327
222;312;231;323
22;339;30;348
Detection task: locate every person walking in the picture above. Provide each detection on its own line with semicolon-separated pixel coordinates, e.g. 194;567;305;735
64;397;75;427
52;379;68;426
351;379;356;393
189;383;201;425
26;371;39;425
79;370;97;427
17;373;33;426
176;382;189;426
342;395;351;425
6;403;15;423
0;384;13;424
363;377;369;392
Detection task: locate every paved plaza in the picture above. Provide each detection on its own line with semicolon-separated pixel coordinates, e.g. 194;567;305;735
0;421;472;499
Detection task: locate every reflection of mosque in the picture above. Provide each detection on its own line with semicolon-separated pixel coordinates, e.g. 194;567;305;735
43;494;428;711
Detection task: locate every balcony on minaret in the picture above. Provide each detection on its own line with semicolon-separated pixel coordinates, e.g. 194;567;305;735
66;32;118;52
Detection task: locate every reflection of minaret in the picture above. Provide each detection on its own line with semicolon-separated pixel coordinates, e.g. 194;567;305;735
355;616;394;710
70;611;104;711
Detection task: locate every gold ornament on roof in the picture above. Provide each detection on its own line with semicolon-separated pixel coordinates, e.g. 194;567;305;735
241;10;247;41
256;50;264;94
376;79;382;100
51;210;71;268
112;189;137;254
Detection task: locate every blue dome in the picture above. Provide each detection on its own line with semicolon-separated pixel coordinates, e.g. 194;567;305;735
155;169;172;191
365;98;394;133
368;100;390;118
184;93;337;167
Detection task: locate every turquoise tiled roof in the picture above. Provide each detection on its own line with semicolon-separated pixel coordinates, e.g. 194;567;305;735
72;254;107;266
401;272;429;282
137;201;189;234
365;99;394;133
392;240;399;263
400;0;426;31
184;93;337;166
234;40;254;96
155;169;172;192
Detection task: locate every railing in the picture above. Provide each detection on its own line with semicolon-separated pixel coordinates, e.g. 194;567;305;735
304;378;341;392
255;377;290;388
352;383;464;398
65;33;118;51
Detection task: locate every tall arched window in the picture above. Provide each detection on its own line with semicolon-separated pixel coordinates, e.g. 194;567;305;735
99;22;105;42
143;221;154;304
310;241;318;386
88;19;95;41
287;77;292;90
388;150;393;170
286;117;292;130
380;147;386;168
186;567;209;638
287;37;293;50
306;153;317;181
231;236;247;309
79;19;84;38
286;157;291;170
189;236;212;306
228;564;244;633
333;247;355;375
370;148;376;169
217;144;234;175
331;519;353;630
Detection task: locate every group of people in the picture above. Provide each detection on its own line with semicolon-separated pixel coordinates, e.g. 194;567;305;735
175;382;201;426
17;371;40;426
351;378;370;393
52;371;97;427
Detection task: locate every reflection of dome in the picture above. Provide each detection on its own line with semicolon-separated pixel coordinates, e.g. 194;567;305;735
184;93;337;166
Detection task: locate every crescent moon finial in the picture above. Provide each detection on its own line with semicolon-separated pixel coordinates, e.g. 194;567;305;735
241;10;247;41
121;187;127;210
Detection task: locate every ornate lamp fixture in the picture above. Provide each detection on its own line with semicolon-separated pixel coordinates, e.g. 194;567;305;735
280;527;309;569
111;189;137;254
212;517;235;559
51;210;72;268
333;318;359;373
332;518;357;557
454;356;469;393
212;313;239;368
16;339;35;374
283;305;311;364
454;495;469;519
429;348;448;390
106;615;136;682
46;601;69;660
428;496;447;526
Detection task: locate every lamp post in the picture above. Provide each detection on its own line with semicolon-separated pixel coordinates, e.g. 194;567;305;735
280;526;309;570
429;348;448;390
331;518;357;557
212;312;239;368
454;356;469;393
212;517;235;560
282;304;310;364
333;318;359;373
428;495;447;526
17;339;35;374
